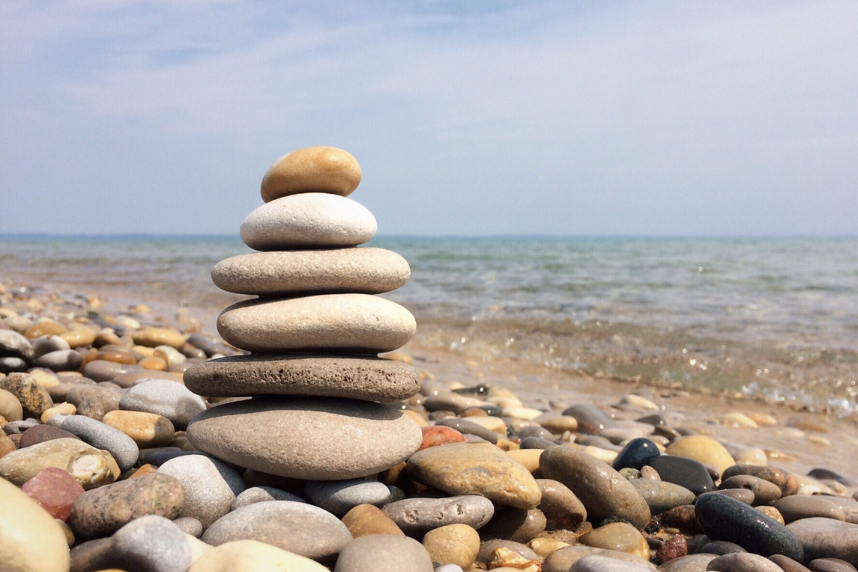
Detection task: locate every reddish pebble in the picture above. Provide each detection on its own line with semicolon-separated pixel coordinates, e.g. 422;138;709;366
128;464;158;479
19;425;80;448
655;533;688;564
418;426;468;451
21;467;85;521
0;434;16;458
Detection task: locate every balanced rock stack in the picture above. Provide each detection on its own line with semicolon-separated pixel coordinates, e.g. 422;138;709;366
184;147;423;480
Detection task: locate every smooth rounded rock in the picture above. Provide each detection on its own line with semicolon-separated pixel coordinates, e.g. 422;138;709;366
19;424;80;448
774;496;846;523
0;329;34;360
231;486;305;511
0;437;111;489
787;518;858;566
305;479;391;516
540;446;651;529
0;387;23;421
217;294;415;354
649;455;715;496
480;507;546;543
111;515;192;572
334;534;433;572
580;522;649;559
419;425;468;451
630;479;695;514
188;539;329;572
537;478;587;530
614;438;661;471
706;552;784;571
721;465;799;498
808;559;858;572
69;473;185;539
561;404;616;432
435;417;501;444
341;504;404;537
174;517;204;538
570;554;653;571
33;350;83;372
261;147;362;202
187;396;422;481
695;492;804;560
720;475;782;506
120;379;207;428
422;524;480;568
477;539;539;564
383;495;494;536
21;466;85;521
131;328;187;350
61;414;139;471
0;372;54;418
213;248;410;295
202;500;352;561
158;454;244;528
666;436;736;475
102;410;175;448
82;360;140;382
184;355;419;401
659;554;719;572
0;476;71;572
545;547;655;571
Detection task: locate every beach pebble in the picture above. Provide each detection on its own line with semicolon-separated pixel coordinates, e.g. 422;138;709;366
774;495;846;523
0;437;111;489
32;349;83;371
66;384;120;413
131;327;187;350
187;396;422;480
707;552;783;571
187;539;328;572
540;446;651;529
40;402;75;423
544;547;655;571
0;387;24;421
649;455;715;496
422;523;480;568
102;409;175;448
158;454;244;528
81;359;138;382
655;534;688;564
720;475;782;506
174;517;204;538
383;495;494;535
109;515;193;572
0;329;35;360
580;522;649;559
419;425;468;451
261;146;361;201
21;466;85;521
630;478;695;514
699;541;747;555
666;436;736;475
769;554;814;571
113;369;184;388
202;500;352;561
0;476;70;572
217;294;415;353
721;465;799;498
184;354;419;402
534;414;579;434
342;504;404;537
436;417;501;444
0;372;54;418
406;442;541;509
562;404;616;431
477;540;539;564
695;492;804;560
19;424;79;448
61;414;139;471
120;378;207;428
570;554;654;571
614;438;661;471
304;479;391;516
230;486;304;511
69;473;185;539
787;518;858;566
808;559;857;572
481;506;546;542
536;478;588;530
659;554;718;571
334;534;433;572
0;356;28;373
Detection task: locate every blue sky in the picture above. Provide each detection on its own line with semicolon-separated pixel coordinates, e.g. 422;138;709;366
1;1;856;236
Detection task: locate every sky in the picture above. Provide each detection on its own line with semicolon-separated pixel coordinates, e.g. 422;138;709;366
0;0;856;237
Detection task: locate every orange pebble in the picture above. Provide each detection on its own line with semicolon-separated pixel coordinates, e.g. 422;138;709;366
418;426;468;451
128;464;158;479
139;357;167;371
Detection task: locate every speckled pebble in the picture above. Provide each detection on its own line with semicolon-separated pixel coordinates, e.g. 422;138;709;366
305;479;391;516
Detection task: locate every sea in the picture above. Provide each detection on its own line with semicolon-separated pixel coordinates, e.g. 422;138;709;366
1;236;857;414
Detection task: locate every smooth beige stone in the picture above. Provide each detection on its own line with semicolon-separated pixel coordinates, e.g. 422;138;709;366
217;294;415;354
261;146;361;202
0;477;70;572
212;248;411;296
41;402;76;423
0;437;111;489
617;394;660;411
188;539;328;572
153;345;186;366
722;412;759;428
748;413;778;426
502;407;543;421
241;193;377;250
464;416;506;433
341;504;404;537
733;447;768;466
422;524;480;568
61;328;97;348
529;537;570;558
665;435;736;474
0;387;23;421
131;328;187;350
579;522;649;560
583;446;618;464
102;410;175;448
756;506;785;524
507;449;543;475
29;369;59;389
535;414;578;434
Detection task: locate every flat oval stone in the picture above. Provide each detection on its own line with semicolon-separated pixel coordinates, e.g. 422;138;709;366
21;466;85;521
422;523;480;568
419;426;468;451
19;424;80;448
406;442;542;509
158;454;244;528
649;455;715;496
539;446;651;529
305;479;391;517
720;475;782;506
69;473;184;539
0;437;111;489
695;492;803;560
707;552;783;571
202;500;352;561
335;534;433;572
261;147;361;202
808;558;858;572
787;518;858;566
561;404;616;432
82;360;140;382
111;515;192;572
120;379;207;428
242;193;376;250
0;372;54;418
570;555;654;571
629;479;695;514
537;478;587;530
613;438;661;471
666;436;736;475
0;387;23;421
579;522;649;559
435;417;501;444
102;410;175;448
217;294;415;354
0;475;70;572
658;554;717;571
383;495;495;536
131;328;187;350
544;547;655;571
342;504;404;537
187;539;329;572
774;496;846;524
187;396;422;480
33;349;84;372
721;465;798;497
184;354;419;401
0;329;35;360
480;507;546;543
231;486;304;511
61;415;139;471
213;248;409;296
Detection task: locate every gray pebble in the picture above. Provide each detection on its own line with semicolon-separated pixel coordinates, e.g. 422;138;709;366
0;357;28;373
383;495;494;535
112;515;192;572
32;335;69;359
83;360;141;382
0;330;34;361
61;415;139;471
120;379;206;428
173;517;203;538
569;555;652;571
334;534;433;572
33;350;83;372
230;486;304;511
706;552;783;571
158;454;244;528
305;479;392;516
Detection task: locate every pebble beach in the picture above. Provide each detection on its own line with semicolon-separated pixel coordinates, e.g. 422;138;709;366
2;147;858;572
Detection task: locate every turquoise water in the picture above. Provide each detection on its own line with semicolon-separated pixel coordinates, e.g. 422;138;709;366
2;236;857;411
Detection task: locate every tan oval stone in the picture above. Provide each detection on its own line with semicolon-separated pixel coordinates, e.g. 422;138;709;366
96;350;137;365
507;449;543;476
25;320;68;338
465;416;506;433
0;476;71;572
529;537;570;558
61;328;97;349
406;442;542;510
665;435;736;475
139;356;168;370
422;524;480;568
0;387;23;421
213;248;411;296
102;410;175;448
721;412;758;428
342;504;404;537
41;402;76;423
29;369;59;389
131;328;187;350
217;294;415;354
153;345;186;366
0;438;111;489
261;146;361;202
188;539;328;572
580;522;649;560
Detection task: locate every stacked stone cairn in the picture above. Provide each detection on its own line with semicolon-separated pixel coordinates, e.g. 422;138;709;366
184;146;424;481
